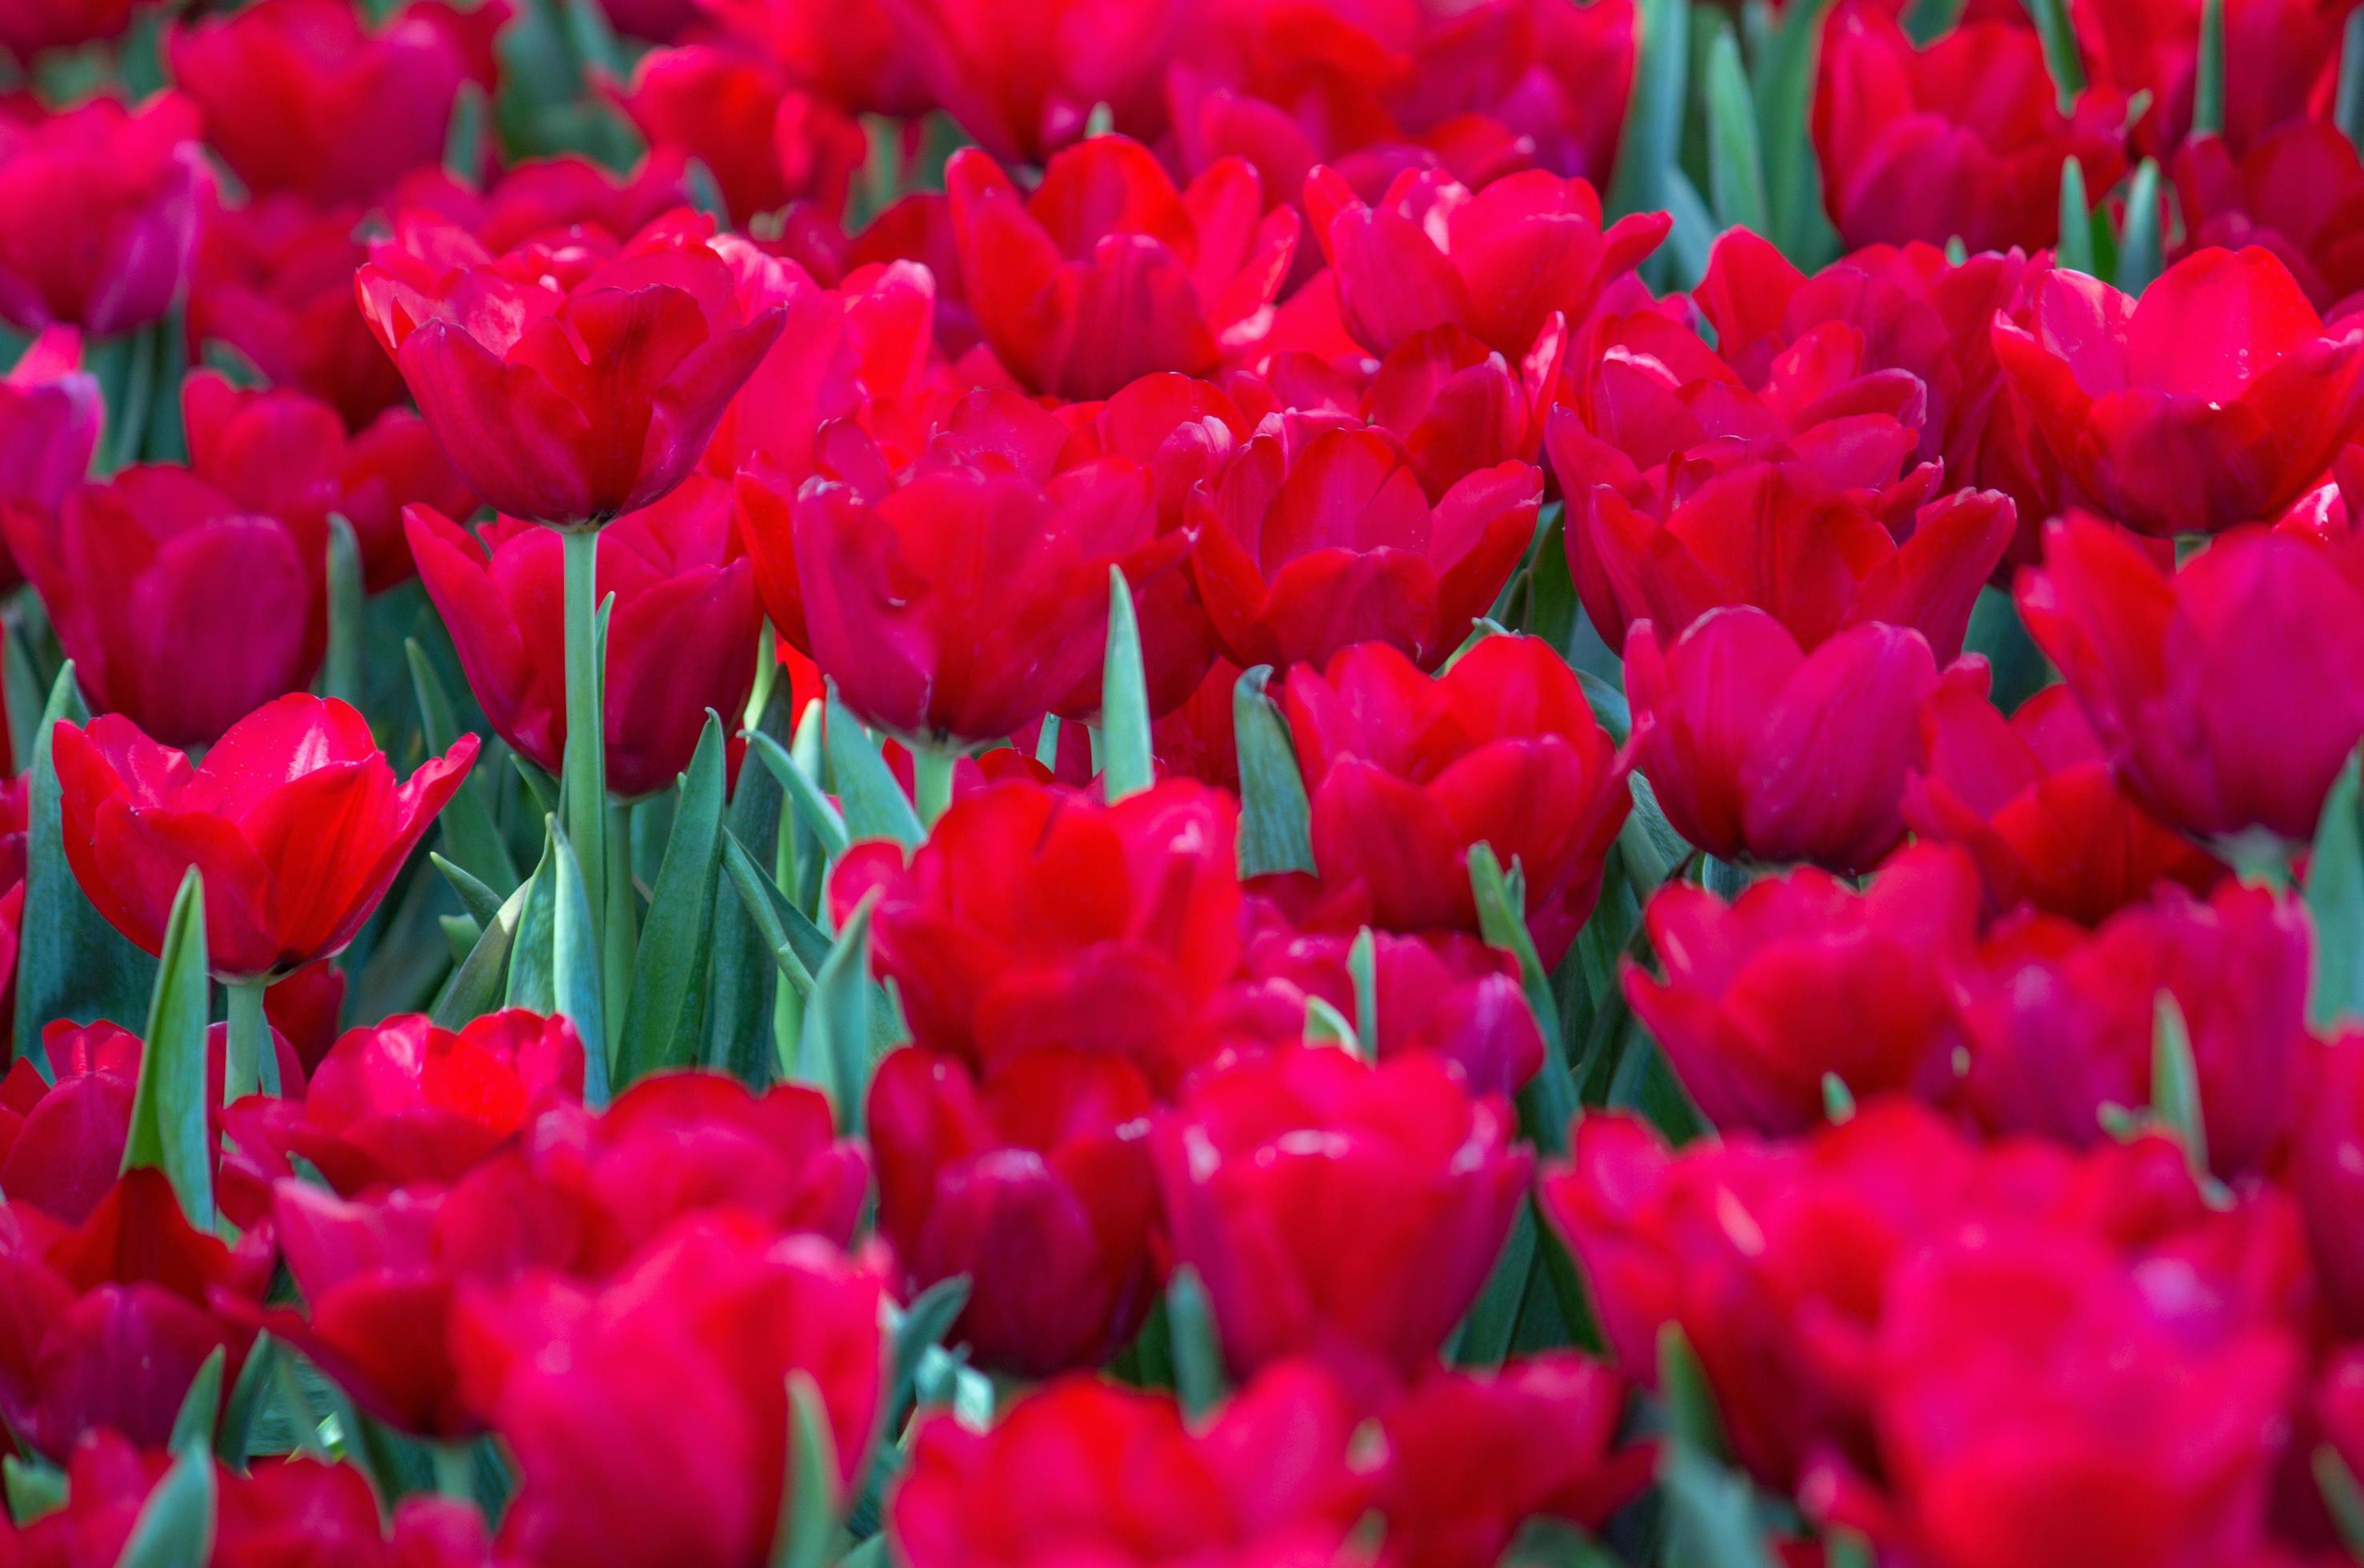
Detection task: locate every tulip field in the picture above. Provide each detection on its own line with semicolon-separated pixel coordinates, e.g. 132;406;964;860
7;0;2364;1562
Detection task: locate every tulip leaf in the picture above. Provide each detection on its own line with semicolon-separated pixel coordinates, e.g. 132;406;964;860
1822;1072;1857;1124
169;1347;225;1454
798;891;877;1134
2152;991;2210;1180
445;81;486;179
2020;0;2087;110
770;1372;839;1568
1453;1203;1538;1370
722;830;827;995
407;639;518;890
120;867;213;1231
1702;24;1768;236
1233;665;1315;876
2115;158;2163;294
2309;746;2364;1030
435;872;530;1030
1302;994;1362;1056
825;689;923;849
749;726;850;863
4;1455;66;1524
2342;12;2364;155
1100;566;1154;803
1471;844;1576;1158
2316;1443;2364;1559
2193;0;2226;138
618;713;728;1086
884;1277;972;1432
1166;1266;1226;1419
1660;169;1717;290
502;828;559;1016
113;1441;217;1568
137;310;189;466
706;686;798;1084
1757;0;1841;266
2;616;46;772
17;662;155;1066
1575;668;1631;745
431;853;508;932
1658;1323;1730;1459
551;819;609;1106
1346;927;1379;1047
1902;0;1966;43
1606;0;1686;234
2056;155;2095;275
218;1334;279;1464
323;515;363;710
1658;1442;1777;1568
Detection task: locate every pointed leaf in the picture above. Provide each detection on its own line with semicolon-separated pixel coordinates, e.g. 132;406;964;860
722;830;827;992
747;726;850;862
1099;566;1153;802
1703;25;1769;234
705;684;797;1082
618;714;729;1084
798;892;877;1133
112;1442;216;1568
1234;665;1314;875
552;820;608;1106
2116;158;2162;294
323;515;363;710
120;868;212;1230
408;640;518;889
770;1372;839;1568
826;689;922;848
436;874;530;1029
169;1347;224;1454
1166;1266;1226;1419
431;853;507;930
2153;990;2208;1178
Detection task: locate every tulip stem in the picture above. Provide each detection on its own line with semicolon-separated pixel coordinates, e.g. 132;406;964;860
560;528;607;993
913;744;957;830
224;978;273;1102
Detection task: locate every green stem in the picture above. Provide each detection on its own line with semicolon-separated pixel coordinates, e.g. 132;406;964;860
225;978;272;1102
913;744;957;830
559;527;606;990
602;798;634;1061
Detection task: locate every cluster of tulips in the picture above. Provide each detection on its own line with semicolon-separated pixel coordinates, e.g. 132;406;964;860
7;0;2364;1563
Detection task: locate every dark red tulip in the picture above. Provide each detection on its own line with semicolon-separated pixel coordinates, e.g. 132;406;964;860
2298;1033;2364;1334
890;1362;1370;1567
407;476;762;798
869;1045;1162;1376
54;694;478;980
4;466;326;747
0;326;101;542
0;1169;274;1459
2076;0;2347;159
696;0;926;115
0;0;130;55
264;959;346;1077
2175;122;2364;317
1956;882;2312;1177
355;210;784;525
1625;608;1940;873
451;1217;883;1568
1191;424;1540;673
1154;1046;1531;1396
944;136;1298;399
1993;247;2364;538
401;151;707;254
1305;162;1666;361
1282;634;1630;968
885;0;1181;163
1627;845;1981;1136
2016;513;2364;844
1385;0;1636;188
606;44;868;226
1905;659;2226;922
833;778;1239;1093
1814;2;2126;254
166;0;500;204
0;94;211;337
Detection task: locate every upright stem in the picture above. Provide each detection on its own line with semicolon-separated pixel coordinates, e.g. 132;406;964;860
602;799;634;1058
560;528;606;974
914;743;957;830
225;978;272;1102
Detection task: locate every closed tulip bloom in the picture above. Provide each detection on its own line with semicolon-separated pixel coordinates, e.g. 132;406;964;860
1154;1046;1531;1395
355;211;784;525
0;94;210;337
1282;635;1631;968
1626;608;1940;873
166;0;498;205
0;326;100;526
889;1364;1370;1568
1905;660;2225;922
4;466;326;746
1304;162;1668;360
869;1046;1162;1377
1192;425;1540;673
1993;248;2364;537
2175;122;2364;316
407;478;761;798
1629;845;1982;1136
54;694;478;980
2016;513;2364;844
1814;2;2126;254
886;0;1181;163
606;45;867;227
2298;1034;2364;1334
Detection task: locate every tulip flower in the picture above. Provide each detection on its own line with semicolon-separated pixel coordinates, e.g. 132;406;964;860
890;1362;1369;1567
886;0;1182;163
1814;2;2126;254
1191;425;1540;673
407;478;762;798
943;136;1298;399
695;0;926;115
2299;1034;2364;1334
0;326;100;531
1992;247;2364;537
3;466;326;747
608;45;869;226
1304;163;1668;360
1281;635;1630;968
451;1217;884;1568
1905;660;2226;922
1956;883;2313;1176
166;0;498;205
1627;845;1982;1135
0;0;131;55
868;1046;1162;1376
2077;0;2346;159
0;1170;274;1459
1154;1046;1531;1395
0;94;211;336
53;694;478;985
1626;608;1941;873
2175;122;2364;316
404;151;707;254
2016;513;2364;844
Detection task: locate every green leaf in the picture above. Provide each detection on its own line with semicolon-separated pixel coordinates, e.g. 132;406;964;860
1607;0;1689;230
1346;927;1379;1048
1099;566;1154;802
826;689;922;849
2152;990;2209;1178
1471;844;1574;1159
2315;1442;2364;1560
2056;155;2094;274
748;725;850;863
798;892;877;1133
1822;1071;1857;1124
1702;24;1769;234
170;1347;225;1454
1758;0;1842;266
2115;158;2162;294
1302;994;1362;1057
1165;1266;1226;1419
218;1333;280;1463
18;663;155;1062
112;1442;216;1568
2193;0;2225;138
1575;667;1631;745
883;1276;971;1430
120;868;213;1230
445;80;486;177
323;515;364;710
1902;0;1967;44
2341;10;2364;157
2310;748;2364;1030
434;873;531;1029
3;616;46;773
618;714;728;1085
1658;1443;1776;1568
1454;1203;1538;1370
552;820;609;1106
1660;168;1717;290
137;310;190;466
705;685;798;1083
502;827;559;1016
431;853;507;931
408;639;518;890
770;1372;840;1568
4;1455;66;1524
1233;665;1314;876
1658;1322;1729;1459
722;830;829;994
2020;0;2087;110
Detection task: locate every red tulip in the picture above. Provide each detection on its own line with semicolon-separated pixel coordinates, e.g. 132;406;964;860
166;0;498;204
890;1362;1369;1568
403;151;706;254
3;466;326;746
451;1216;883;1568
944;136;1298;399
407;476;762;798
1304;163;1666;366
1385;0;1637;188
265;959;347;1075
1626;608;1941;873
0;1170;274;1459
0;0;131;55
832;778;1239;1093
606;44;868;226
354;210;784;525
696;0;926;114
868;1046;1162;1376
0;94;211;336
0;326;101;534
1994;248;2364;537
2075;0;2346;159
1282;634;1630;968
54;694;478;980
1191;424;1540;673
0;1033;134;1229
1814;2;2126;254
2175;122;2364;317
1372;1355;1654;1568
1154;1046;1531;1395
885;0;1181;164
2016;513;2364;843
1955;882;2313;1177
1905;659;2226;922
2298;1033;2364;1334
